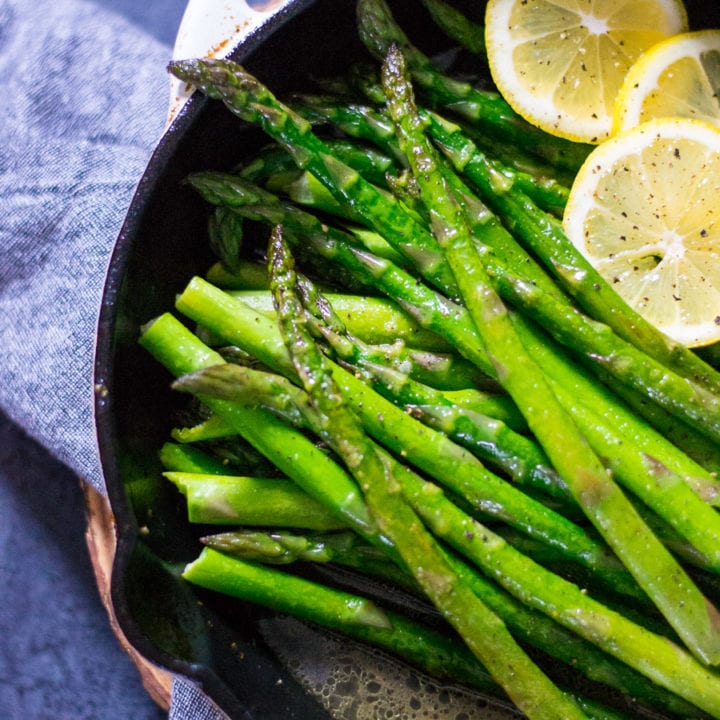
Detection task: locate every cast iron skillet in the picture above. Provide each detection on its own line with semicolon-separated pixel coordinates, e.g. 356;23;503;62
95;1;719;718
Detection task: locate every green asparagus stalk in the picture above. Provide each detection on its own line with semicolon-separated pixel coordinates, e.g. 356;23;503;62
164;471;346;529
208;205;244;273
183;549;631;720
203;527;706;718
277;167;426;227
519;319;720;508
205;259;270;290
186;547;391;628
140;313;382;543
159;441;231;476
189;171;410;275
195;173;720;514
355;0;591;172
168;58;458;295
176;278;648;601
202;528;407;581
170;412;235;443
381;42;720;663
418;0;486;56
586;363;720;476
241;139;396;189
227;288;450;351
292;94;571;215
178;351;718;718
266;226;589;720
489;261;720;449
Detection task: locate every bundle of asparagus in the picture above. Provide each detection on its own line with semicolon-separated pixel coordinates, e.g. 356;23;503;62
138;0;720;717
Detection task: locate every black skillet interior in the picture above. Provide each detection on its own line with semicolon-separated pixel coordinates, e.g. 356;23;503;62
94;1;719;718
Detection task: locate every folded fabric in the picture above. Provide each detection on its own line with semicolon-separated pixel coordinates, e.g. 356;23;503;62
0;0;230;716
0;0;167;489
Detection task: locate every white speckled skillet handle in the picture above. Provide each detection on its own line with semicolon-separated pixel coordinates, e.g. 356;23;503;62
168;0;293;124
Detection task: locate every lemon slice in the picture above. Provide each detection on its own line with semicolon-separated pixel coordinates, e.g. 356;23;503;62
484;0;688;144
613;29;720;133
563;117;720;347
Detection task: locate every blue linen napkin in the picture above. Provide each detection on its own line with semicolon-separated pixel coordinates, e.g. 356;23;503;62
0;0;166;488
0;0;232;716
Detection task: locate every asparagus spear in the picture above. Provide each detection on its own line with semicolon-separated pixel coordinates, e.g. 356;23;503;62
418;0;486;57
184;549;632;720
178;356;719;718
490;260;720;448
186;547;391;628
189;170;410;274
168;58;458;295
177;277;648;601
204;528;706;718
205;259;270;290
241;139;396;189
265;226;589;720
160;441;231;476
355;0;591;172
202;528;405;579
208;205;244;273
358;360;571;504
227;288;451;352
276;167;426;227
292;94;571;215
140;313;382;543
176;57;719;442
585;363;720;475
164;471;346;529
381;42;720;663
170;412;234;443
195;173;720;515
